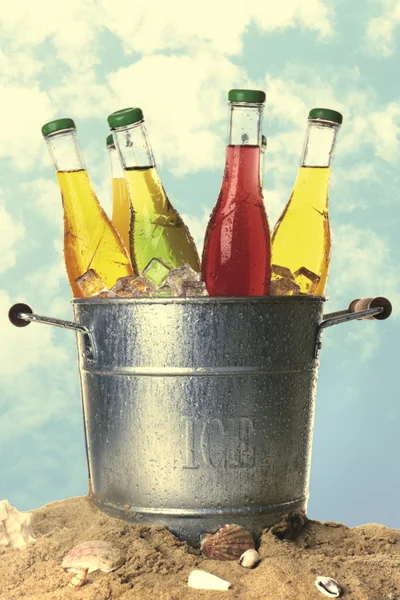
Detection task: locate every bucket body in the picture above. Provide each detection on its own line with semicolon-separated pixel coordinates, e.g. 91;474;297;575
72;296;324;546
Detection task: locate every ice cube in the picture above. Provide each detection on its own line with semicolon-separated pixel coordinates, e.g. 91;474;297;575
294;266;320;294
95;290;118;298
180;280;208;297
159;264;200;295
141;258;172;288
155;284;174;297
270;277;301;296
75;269;108;297
271;264;295;281
109;275;157;297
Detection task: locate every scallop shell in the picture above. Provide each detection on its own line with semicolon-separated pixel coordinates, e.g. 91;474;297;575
200;524;255;561
62;541;126;574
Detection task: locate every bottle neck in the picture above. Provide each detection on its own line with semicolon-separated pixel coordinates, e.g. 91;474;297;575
301;119;341;168
108;144;124;178
227;102;264;146
44;129;86;172
111;121;155;170
224;103;264;192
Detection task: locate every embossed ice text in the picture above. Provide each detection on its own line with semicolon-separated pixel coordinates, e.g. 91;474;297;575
182;417;256;469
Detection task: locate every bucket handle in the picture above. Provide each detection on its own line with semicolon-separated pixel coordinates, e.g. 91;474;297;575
8;297;392;364
8;303;97;363
315;296;392;359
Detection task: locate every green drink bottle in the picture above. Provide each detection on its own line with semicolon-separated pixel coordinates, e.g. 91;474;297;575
107;107;200;275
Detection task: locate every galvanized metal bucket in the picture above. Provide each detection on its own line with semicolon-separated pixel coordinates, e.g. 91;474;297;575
8;295;391;546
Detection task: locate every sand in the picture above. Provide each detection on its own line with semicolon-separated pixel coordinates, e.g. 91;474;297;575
1;495;399;599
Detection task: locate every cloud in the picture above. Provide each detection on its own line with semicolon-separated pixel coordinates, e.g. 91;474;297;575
345;326;378;362
22;179;63;229
327;223;399;315
20;239;73;317
366;0;400;56
317;223;397;364
0;0;336;173
180;208;211;258
100;0;333;57
0;85;53;171
107;51;244;176
0;289;68;378
369;103;400;163
49;73;114;121
253;0;333;38
0;0;335;84
340;163;375;184
257;68;400;235
0;49;42;85
262;188;287;231
0;197;25;273
0;0;100;71
262;69;400;166
100;0;249;55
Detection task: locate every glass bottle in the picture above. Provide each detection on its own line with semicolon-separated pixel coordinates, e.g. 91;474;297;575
107;108;200;278
106;134;130;251
260;134;267;189
271;108;343;296
42;118;133;298
201;89;271;296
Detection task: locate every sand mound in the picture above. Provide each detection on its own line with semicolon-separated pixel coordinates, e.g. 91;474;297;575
0;495;399;599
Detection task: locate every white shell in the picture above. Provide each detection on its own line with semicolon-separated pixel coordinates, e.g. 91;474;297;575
62;541;125;574
188;569;231;591
315;576;341;597
0;500;36;549
238;549;261;568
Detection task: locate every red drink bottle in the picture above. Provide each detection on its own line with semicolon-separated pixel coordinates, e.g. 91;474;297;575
201;89;271;296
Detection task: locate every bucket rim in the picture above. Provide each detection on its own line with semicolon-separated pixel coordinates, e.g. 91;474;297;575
71;295;327;305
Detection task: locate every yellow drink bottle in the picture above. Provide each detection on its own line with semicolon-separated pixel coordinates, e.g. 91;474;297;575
271;108;343;296
106;134;130;251
42;118;133;298
107;108;200;279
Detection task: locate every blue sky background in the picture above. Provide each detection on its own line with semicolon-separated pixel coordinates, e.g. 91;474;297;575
1;0;399;529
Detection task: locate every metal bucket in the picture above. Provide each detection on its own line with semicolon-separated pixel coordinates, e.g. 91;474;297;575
8;295;391;546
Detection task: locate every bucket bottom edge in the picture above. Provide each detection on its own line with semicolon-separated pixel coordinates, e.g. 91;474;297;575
89;495;308;548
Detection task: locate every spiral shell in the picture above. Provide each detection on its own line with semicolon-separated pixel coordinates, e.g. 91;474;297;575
200;524;255;561
62;540;126;574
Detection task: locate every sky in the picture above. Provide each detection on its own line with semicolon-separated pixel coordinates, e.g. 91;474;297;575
1;0;399;532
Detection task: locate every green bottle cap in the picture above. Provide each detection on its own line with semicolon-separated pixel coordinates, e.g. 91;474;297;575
107;107;144;129
41;118;76;137
308;108;343;124
228;89;266;104
106;134;114;147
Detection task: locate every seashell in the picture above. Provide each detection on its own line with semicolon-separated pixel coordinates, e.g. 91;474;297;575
68;567;88;589
62;540;126;575
0;500;36;549
315;576;342;598
188;569;231;591
200;524;255;561
238;549;261;569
